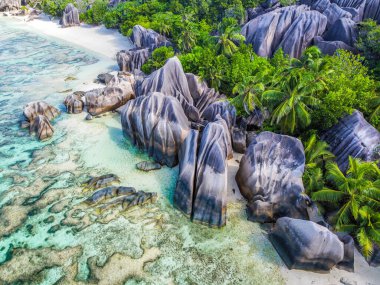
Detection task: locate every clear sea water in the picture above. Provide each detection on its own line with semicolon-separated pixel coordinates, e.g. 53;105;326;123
0;17;284;284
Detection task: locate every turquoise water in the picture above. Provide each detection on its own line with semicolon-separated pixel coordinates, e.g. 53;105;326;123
0;18;284;285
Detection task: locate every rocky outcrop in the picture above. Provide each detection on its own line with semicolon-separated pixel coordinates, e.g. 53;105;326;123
202;101;236;130
131;25;170;50
363;0;380;23
235;131;308;222
64;92;84;114
314;36;356;55
323;17;357;46
22;101;60;141
136;57;200;122
82;174;120;191
321;110;380;171
0;0;20;11
60;3;80;27
116;48;150;72
335;232;355;272
121;92;190;167
269;217;345;271
136;161;161;171
232;127;247;154
242;5;327;58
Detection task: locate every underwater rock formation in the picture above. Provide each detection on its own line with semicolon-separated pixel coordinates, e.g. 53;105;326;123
60;3;80;27
29;114;54;140
192;117;232;227
135;57;200;122
116;48;150;72
64;92;84;114
121;92;190;167
242;5;327;58
82;174;121;191
269;217;344;271
202;101;237;130
131;25;171;50
0;0;20;11
321;110;380;171
136;161;162;171
235;131;308;222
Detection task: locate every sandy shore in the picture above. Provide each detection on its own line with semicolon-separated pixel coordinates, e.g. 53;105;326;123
1;13;379;285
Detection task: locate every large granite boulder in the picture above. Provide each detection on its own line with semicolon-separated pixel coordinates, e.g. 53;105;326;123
323;17;357;46
131;25;170;50
242;5;327;58
136;57;200;122
332;0;366;21
116;48;150;72
192;117;232;227
235;131;308;222
269;217;345;271
321;110;380;171
29;115;54;140
363;0;380;23
314;36;356;55
64;92;84;114
60;3;80;27
202;101;236;130
0;0;20;11
85;84;134;116
121;92;190;167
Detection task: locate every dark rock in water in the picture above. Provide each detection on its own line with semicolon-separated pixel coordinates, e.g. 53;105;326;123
363;0;380;23
321;110;380;171
335;232;355;272
29;115;54;140
43;216;55;224
242;5;327;58
232;127;246;154
314;36;356;55
269;217;344;271
85;84;135;116
136;57;200;122
136;161;161;171
23;101;60;123
235;131;308;222
48;224;61;234
64;93;84;114
131;25;171;50
116;48;150;72
323;17;357;46
192;117;232;227
368;244;380;267
121;92;190;167
85;186;157;211
60;3;80;27
82;174;120;191
0;0;20;11
202;101;236;130
174;129;199;216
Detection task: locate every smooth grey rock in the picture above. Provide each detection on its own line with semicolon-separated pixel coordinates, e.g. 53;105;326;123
136;161;162;171
174;129;199;216
269;217;345;271
136;57;200;122
324;17;357;46
23;101;60;123
321;110;380;171
202;101;236;130
246;108;269;130
232;127;246;154
0;0;19;11
131;25;170;50
116;48;150;72
97;73;114;85
82;174;120;190
85;113;93;120
121;92;190;167
340;277;357;285
363;0;380;23
60;3;80;27
64;93;84;114
323;3;352;27
368;244;380;267
314;36;356;55
192;117;232;227
236;131;308;222
29;115;54;140
336;232;355;272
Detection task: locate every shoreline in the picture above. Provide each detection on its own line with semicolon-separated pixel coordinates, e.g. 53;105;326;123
1;14;379;285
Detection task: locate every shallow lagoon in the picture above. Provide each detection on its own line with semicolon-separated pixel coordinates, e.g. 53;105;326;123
0;18;284;284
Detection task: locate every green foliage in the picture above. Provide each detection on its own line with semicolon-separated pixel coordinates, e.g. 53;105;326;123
141;46;175;74
41;0;73;17
356;20;380;80
80;0;108;25
312;157;380;257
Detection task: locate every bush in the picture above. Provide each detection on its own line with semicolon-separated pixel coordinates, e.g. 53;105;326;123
141;46;175;74
80;0;108;25
41;0;73;17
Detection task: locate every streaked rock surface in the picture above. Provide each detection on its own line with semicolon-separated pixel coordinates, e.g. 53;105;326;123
60;3;80;27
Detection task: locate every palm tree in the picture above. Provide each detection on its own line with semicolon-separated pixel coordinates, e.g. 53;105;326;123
303;134;335;195
215;26;245;57
312;157;380;257
178;27;197;52
231;76;264;114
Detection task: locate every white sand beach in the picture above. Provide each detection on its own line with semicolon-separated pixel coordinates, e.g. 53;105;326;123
1;13;379;285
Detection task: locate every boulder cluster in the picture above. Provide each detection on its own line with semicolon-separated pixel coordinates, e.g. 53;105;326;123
0;0;20;11
60;3;80;28
242;0;380;57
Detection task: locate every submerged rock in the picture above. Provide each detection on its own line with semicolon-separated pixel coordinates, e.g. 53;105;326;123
116;48;150;72
121;92;190;167
321;110;380;171
60;3;80;27
64;92;84;114
0;0;20;11
29;114;54;140
269;217;344;271
235;131;308;222
82;174;120;191
136;161;162;171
